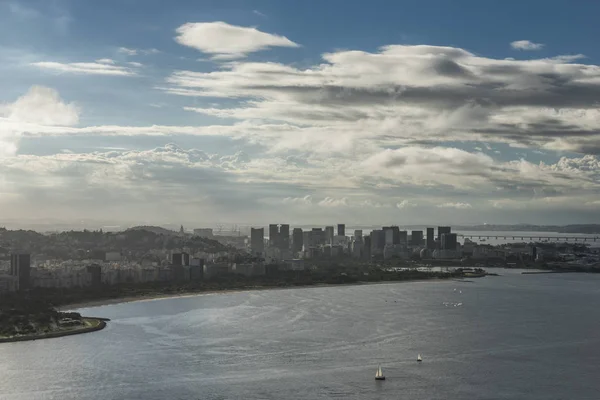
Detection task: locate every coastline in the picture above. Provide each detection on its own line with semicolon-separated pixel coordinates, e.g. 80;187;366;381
61;277;460;311
0;318;107;344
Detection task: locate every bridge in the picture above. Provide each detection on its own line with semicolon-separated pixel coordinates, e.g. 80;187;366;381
457;235;599;242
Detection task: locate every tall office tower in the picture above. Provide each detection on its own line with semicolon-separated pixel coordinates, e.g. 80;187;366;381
370;230;385;254
354;230;363;242
411;230;424;246
311;228;325;246
337;224;346;237
325;226;334;244
303;230;313;250
441;233;458;250
250;228;265;256
438;226;451;240
269;224;279;248
279;224;290;250
426;228;435;249
382;226;401;244
399;230;408;245
363;236;372;259
292;228;304;253
10;253;31;290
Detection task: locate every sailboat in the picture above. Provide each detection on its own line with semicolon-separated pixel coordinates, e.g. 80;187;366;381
417;354;422;362
375;364;385;380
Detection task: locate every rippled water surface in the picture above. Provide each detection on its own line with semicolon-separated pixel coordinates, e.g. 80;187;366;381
2;271;600;399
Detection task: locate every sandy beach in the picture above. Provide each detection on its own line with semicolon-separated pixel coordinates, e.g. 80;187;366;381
60;278;459;311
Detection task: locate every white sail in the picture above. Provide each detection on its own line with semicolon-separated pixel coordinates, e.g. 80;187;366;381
417;354;422;361
376;365;383;377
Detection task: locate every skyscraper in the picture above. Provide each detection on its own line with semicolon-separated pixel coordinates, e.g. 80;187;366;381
441;233;458;250
337;224;346;237
325;226;334;244
250;228;265;256
426;228;435;249
399;230;408;245
411;230;424;246
438;226;451;240
10;253;31;291
279;224;290;250
292;228;303;253
382;226;400;245
269;224;279;248
370;230;385;255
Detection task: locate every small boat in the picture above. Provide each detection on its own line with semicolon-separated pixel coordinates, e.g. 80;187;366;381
375;365;385;380
417;354;422;362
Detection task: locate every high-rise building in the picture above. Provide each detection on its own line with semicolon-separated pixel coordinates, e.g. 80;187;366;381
438;226;451;240
441;233;458;250
354;230;363;241
311;228;325;246
363;236;372;259
426;228;435;249
399;230;408;245
337;224;346;237
279;224;290;250
250;228;265;256
10;253;31;291
86;264;102;287
370;230;385;255
172;252;190;266
325;226;334;244
269;224;279;248
292;228;303;253
411;230;424;246
383;226;401;244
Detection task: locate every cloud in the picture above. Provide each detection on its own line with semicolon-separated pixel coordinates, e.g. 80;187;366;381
117;47;160;56
0;86;78;156
437;202;473;209
163;44;600;154
396;200;417;209
318;197;348;207
96;58;115;64
30;61;138;76
174;21;299;59
510;40;544;51
253;10;267;18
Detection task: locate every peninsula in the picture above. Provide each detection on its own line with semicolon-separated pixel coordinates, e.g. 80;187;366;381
0;297;107;343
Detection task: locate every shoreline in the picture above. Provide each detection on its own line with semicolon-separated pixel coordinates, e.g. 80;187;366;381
0;318;107;344
61;277;463;311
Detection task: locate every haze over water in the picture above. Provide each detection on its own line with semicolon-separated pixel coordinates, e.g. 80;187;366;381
1;271;599;399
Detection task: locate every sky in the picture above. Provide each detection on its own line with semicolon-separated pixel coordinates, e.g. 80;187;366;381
0;0;599;229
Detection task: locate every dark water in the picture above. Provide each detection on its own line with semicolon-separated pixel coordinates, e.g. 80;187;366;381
2;271;600;400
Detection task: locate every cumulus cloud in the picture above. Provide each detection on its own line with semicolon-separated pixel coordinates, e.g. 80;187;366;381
0;86;79;156
163;44;600;154
174;21;299;59
31;61;137;76
510;40;544;51
437;202;473;209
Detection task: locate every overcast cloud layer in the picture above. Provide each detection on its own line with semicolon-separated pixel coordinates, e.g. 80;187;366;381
0;13;599;227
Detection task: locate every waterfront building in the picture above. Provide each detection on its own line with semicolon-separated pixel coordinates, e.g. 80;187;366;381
337;224;346;237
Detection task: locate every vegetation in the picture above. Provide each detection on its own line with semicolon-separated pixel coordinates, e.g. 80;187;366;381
0;297;83;338
0;227;230;262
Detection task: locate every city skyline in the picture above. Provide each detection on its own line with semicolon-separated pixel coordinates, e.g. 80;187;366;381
1;0;600;226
